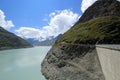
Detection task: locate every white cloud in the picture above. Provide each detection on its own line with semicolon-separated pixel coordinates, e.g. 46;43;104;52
81;0;120;13
0;10;14;30
44;9;79;36
49;12;56;17
15;27;47;41
16;9;79;41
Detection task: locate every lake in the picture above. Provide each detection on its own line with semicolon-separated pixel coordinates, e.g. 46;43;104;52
0;46;51;80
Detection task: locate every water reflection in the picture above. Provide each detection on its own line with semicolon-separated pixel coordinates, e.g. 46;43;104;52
16;53;41;67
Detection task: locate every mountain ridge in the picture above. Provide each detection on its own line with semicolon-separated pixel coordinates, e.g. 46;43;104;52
0;26;33;50
79;0;120;22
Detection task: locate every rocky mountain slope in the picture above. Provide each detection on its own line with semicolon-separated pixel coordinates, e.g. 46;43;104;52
79;0;120;22
0;27;32;50
41;0;120;80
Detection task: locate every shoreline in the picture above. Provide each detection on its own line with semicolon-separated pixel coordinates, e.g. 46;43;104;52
0;46;33;51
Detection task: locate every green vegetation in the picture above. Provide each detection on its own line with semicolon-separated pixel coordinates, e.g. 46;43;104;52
56;16;120;45
55;0;120;45
0;27;32;49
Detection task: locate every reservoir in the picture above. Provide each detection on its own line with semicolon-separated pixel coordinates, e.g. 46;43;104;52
0;46;51;80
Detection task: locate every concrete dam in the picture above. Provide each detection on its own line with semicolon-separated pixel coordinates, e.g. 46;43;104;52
96;45;120;80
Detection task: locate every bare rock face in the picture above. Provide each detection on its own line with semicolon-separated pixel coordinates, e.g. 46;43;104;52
41;45;105;80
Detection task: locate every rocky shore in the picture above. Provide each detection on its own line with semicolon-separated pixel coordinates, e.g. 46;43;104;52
41;44;105;80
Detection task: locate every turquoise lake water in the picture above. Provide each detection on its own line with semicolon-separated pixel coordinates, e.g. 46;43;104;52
0;46;51;80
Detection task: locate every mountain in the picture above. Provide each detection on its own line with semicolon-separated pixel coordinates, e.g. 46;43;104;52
79;0;120;22
26;34;62;46
56;16;120;44
25;38;39;45
35;34;62;46
56;0;120;44
41;0;120;80
0;27;33;50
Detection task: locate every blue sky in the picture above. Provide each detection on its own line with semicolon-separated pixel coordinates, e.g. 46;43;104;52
0;0;81;28
0;0;98;41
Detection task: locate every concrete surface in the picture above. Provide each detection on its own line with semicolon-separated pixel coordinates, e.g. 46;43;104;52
96;45;120;80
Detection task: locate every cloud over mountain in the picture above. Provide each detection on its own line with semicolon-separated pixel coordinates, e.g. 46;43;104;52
81;0;120;12
16;9;79;41
81;0;97;12
0;10;14;30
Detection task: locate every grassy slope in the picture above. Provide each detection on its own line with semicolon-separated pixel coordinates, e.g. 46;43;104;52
56;16;120;45
0;27;32;48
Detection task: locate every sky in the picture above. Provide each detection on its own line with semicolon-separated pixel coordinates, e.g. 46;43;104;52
0;0;107;41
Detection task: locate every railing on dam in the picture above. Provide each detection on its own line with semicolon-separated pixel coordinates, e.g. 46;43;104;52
96;45;120;51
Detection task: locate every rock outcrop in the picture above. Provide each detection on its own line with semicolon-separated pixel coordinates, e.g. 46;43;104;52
42;45;105;80
41;0;120;80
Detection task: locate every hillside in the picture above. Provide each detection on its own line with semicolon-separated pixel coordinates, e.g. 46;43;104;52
0;27;32;50
56;0;120;45
41;0;120;80
56;16;120;45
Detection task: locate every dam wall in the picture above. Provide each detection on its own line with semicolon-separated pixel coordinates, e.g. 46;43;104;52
96;45;120;80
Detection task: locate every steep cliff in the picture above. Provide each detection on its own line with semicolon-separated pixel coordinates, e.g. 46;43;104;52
41;0;120;80
0;27;32;50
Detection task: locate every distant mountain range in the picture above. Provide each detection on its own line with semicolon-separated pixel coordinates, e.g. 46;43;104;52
0;27;32;50
26;34;62;46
